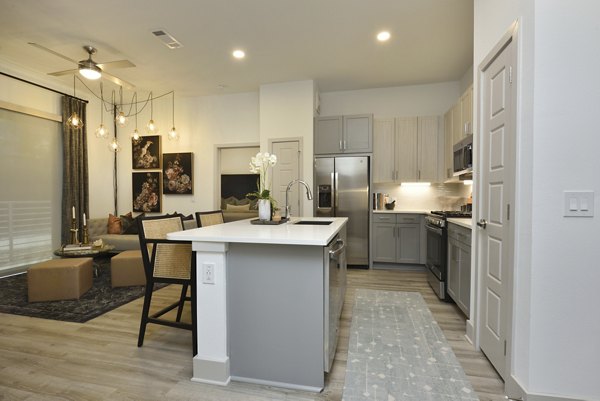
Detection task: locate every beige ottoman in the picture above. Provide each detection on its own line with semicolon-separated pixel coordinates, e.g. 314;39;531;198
110;250;146;287
28;258;93;302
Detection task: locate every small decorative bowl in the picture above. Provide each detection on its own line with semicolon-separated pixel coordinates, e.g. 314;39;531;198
384;201;395;210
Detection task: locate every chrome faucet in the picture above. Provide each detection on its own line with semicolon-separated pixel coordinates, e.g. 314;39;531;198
285;179;313;219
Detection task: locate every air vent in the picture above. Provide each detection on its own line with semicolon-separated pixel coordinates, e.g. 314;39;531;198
152;29;183;50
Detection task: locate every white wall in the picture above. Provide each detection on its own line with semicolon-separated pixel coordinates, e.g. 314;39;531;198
259;80;314;215
527;1;600;398
319;81;460;118
475;1;600;399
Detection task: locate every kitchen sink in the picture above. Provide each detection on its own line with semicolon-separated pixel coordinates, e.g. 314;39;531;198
293;220;333;225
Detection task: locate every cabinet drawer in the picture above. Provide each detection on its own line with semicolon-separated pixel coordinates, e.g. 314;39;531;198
448;225;471;245
396;214;420;224
373;214;397;223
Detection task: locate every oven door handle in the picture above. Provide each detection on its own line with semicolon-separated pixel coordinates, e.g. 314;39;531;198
425;225;443;236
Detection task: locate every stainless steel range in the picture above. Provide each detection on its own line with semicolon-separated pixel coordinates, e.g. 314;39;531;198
425;211;472;300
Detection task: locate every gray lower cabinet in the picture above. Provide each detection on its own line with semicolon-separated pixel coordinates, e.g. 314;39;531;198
373;214;421;264
447;223;471;317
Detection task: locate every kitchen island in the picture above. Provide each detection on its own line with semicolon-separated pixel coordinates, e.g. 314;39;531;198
167;217;348;392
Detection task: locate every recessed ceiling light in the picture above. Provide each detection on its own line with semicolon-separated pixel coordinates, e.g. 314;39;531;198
232;49;245;59
377;31;391;42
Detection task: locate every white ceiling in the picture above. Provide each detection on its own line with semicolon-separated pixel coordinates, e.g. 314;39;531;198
0;0;473;97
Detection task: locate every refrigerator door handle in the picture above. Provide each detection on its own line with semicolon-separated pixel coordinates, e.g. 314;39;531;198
334;172;339;210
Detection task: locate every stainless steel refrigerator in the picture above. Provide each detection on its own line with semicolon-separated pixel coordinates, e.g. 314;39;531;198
315;156;369;266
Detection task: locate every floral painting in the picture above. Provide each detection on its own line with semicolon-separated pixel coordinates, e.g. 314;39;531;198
132;135;161;169
162;152;193;195
132;172;161;212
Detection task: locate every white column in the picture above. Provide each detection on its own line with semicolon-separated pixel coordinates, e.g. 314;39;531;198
191;241;230;385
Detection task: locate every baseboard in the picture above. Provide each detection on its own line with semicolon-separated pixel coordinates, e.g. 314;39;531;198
465;319;475;344
507;375;594;401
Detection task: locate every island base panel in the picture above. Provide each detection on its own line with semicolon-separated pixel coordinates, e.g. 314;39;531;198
228;243;326;391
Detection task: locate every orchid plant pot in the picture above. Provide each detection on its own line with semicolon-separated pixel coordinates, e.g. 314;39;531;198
258;199;271;221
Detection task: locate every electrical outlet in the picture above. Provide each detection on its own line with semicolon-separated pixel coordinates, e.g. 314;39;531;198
202;263;215;284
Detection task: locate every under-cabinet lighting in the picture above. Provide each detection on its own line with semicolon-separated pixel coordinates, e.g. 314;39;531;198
463;180;473;186
401;182;431;187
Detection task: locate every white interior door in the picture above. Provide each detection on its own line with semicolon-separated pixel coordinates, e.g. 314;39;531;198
478;39;516;380
271;140;300;216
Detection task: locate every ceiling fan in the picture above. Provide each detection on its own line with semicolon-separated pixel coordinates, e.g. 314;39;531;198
29;43;136;89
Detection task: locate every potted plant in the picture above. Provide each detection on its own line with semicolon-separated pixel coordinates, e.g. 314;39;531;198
247;152;278;221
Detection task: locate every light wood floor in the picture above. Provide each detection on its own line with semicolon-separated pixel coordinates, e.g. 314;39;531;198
0;268;505;401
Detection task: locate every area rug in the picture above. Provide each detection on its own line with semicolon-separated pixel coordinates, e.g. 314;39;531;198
0;258;165;323
342;289;479;401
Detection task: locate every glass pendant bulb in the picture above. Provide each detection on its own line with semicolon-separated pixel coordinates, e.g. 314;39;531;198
146;119;158;134
95;123;109;139
131;128;141;143
116;111;127;127
108;137;121;152
167;126;179;141
67;112;83;129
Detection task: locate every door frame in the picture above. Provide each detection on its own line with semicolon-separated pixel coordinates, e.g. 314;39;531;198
473;20;519;381
268;137;304;216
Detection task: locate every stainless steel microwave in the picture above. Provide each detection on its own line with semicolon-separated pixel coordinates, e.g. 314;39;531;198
453;134;473;176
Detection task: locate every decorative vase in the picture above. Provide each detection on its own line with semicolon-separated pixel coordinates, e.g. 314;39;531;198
258;199;271;221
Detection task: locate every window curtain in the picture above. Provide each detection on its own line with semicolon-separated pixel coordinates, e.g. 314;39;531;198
61;96;89;244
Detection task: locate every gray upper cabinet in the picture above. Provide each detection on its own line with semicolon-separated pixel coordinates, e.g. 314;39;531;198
315;114;372;154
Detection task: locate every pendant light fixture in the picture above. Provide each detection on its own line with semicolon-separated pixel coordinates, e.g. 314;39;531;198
115;86;127;127
146;92;158;134
95;83;109;139
167;91;179;141
108;137;121;152
131;93;141;143
66;75;84;129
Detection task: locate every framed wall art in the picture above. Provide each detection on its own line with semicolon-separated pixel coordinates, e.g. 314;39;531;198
132;135;161;169
162;152;193;195
132;172;162;212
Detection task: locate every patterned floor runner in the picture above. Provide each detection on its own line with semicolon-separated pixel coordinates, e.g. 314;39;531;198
343;289;479;401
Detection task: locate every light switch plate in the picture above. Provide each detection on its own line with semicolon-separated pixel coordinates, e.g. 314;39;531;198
564;191;594;217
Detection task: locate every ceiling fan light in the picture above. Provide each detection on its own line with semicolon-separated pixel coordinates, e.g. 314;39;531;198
79;60;102;80
168;126;179;141
95;123;109;139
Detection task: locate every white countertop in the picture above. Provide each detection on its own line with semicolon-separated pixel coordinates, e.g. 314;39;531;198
373;210;429;214
447;218;473;229
167;217;348;246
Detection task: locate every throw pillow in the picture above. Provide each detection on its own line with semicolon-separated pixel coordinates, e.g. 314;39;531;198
123;213;144;235
226;203;251;212
237;198;250;206
107;214;122;234
221;196;238;209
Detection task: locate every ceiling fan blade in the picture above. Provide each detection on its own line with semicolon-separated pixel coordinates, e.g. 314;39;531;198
28;42;78;64
48;68;78;77
96;60;135;70
102;71;135;89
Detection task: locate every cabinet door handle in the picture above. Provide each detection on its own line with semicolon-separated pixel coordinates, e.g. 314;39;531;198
339;140;343;150
343;140;347;150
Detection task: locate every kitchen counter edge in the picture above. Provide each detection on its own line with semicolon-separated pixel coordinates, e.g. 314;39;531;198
447;218;473;229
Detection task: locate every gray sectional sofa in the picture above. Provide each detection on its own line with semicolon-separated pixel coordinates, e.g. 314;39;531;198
87;216;197;252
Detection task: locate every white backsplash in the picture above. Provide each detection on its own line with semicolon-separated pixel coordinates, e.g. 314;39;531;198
373;183;472;211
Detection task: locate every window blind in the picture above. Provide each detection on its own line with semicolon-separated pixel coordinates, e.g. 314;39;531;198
0;108;62;273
